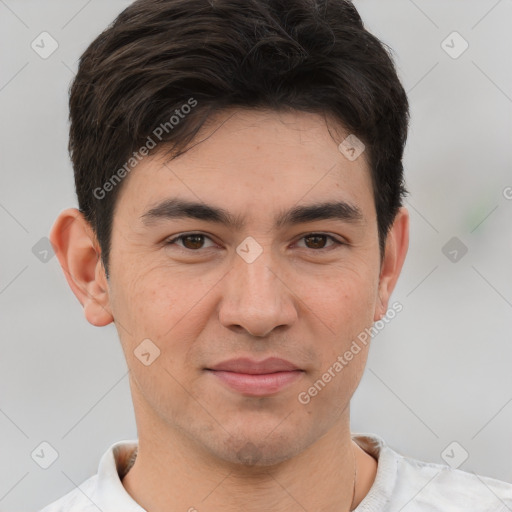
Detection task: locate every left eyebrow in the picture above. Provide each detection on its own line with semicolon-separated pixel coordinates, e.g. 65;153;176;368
274;200;363;229
140;198;364;230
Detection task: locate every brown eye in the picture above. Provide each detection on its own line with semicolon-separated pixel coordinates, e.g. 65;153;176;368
304;234;328;249
181;234;205;249
297;233;342;250
166;233;216;250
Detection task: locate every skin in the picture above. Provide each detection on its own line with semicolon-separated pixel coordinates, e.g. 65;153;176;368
50;109;409;512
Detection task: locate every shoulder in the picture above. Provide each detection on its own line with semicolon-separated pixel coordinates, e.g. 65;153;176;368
37;439;141;512
37;474;100;512
393;449;512;511
353;433;512;512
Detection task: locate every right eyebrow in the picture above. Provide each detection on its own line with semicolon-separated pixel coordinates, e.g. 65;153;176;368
140;197;364;230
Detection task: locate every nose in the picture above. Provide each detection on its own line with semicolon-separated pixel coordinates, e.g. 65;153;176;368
218;246;298;337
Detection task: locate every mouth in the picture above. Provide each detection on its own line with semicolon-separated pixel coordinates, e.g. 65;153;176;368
205;357;304;396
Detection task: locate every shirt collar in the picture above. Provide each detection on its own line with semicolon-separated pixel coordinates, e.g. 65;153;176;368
96;439;145;511
93;433;397;511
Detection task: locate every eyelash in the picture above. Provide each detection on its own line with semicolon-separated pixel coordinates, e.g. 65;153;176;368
164;232;345;252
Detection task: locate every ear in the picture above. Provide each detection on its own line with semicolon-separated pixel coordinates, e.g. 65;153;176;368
49;208;113;327
374;207;409;321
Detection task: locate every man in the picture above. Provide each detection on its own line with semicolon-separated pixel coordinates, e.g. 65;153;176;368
42;0;512;510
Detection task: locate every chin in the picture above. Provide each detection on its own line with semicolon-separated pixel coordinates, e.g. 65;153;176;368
211;430;306;468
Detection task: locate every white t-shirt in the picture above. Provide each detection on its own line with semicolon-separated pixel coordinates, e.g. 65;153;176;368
39;433;512;511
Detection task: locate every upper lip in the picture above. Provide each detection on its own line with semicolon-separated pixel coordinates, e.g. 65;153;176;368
206;357;301;374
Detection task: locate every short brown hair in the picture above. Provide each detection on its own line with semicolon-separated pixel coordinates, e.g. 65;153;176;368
69;0;409;277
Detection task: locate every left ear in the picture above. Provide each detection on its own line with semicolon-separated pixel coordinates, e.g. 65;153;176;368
374;207;409;321
49;208;113;327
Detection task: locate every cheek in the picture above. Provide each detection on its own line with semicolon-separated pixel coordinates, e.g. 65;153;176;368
300;276;375;419
113;263;221;374
115;262;193;333
113;265;209;417
308;259;378;320
303;262;379;368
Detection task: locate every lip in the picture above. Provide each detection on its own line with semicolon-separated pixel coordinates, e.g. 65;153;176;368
205;357;304;397
206;357;301;374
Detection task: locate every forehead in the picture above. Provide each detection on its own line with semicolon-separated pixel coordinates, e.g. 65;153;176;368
115;109;375;223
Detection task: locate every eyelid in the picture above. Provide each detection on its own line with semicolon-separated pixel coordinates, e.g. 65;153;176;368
294;233;345;250
165;231;345;251
165;232;218;248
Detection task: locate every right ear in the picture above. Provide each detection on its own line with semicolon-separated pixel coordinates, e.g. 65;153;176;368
49;208;113;327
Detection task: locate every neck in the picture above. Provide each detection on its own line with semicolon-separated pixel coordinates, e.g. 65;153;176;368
122;413;377;512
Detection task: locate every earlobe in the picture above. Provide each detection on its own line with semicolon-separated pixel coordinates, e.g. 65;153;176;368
374;207;409;322
49;208;114;327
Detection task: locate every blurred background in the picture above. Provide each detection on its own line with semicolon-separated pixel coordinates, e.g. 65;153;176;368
1;0;511;510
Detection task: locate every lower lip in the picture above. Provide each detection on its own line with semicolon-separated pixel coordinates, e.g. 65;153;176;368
207;370;304;396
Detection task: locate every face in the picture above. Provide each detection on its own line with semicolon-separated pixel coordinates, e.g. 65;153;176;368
55;108;408;467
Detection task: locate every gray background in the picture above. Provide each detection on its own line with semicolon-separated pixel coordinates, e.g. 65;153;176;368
1;0;511;510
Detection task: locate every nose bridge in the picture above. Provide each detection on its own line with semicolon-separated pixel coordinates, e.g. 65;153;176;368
238;250;277;301
219;241;296;336
235;240;282;306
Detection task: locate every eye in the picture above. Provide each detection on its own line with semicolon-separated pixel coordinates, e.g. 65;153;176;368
296;233;344;250
164;232;344;252
165;233;217;250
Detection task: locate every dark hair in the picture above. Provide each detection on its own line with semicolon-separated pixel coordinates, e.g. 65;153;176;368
69;0;409;278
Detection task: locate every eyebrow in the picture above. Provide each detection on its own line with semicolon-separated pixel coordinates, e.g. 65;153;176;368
140;198;363;230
